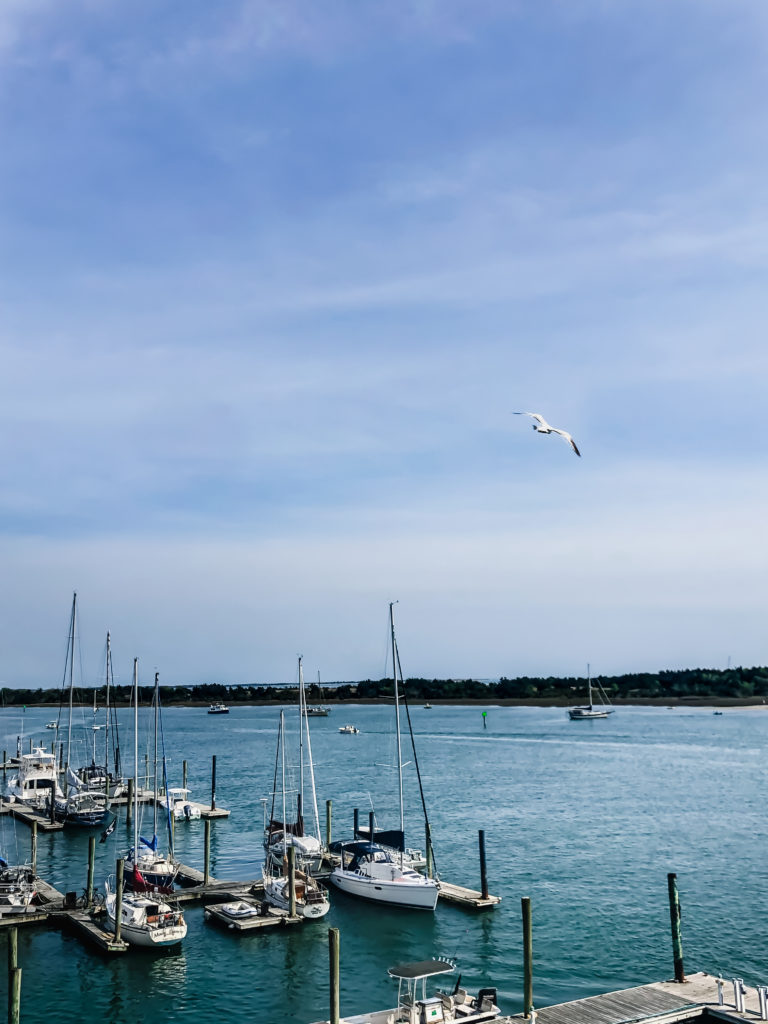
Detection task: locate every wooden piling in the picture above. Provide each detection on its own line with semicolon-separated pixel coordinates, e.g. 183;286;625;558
425;822;433;879
204;818;211;886
86;836;96;910
353;807;359;838
9;968;21;1024
368;811;375;842
126;778;134;826
7;925;17;973
30;822;37;875
211;755;217;812
522;896;533;1018
329;927;340;1024
49;783;56;825
479;829;489;900
667;872;685;983
326;799;332;848
114;859;124;943
2;751;5;774
182;760;187;791
288;845;296;918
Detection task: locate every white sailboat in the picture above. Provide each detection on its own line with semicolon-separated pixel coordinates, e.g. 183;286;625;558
568;665;615;720
262;705;330;919
263;657;325;874
125;670;178;891
105;658;186;948
330;604;439;911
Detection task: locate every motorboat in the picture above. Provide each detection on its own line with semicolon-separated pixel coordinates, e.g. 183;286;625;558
8;748;64;809
330;841;438;910
167;787;201;820
208;702;230;714
338;724;359;734
0;862;37;915
310;958;499;1023
217;900;263;919
304;705;330;717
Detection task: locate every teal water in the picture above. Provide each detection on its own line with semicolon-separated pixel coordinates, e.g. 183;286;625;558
1;703;767;1022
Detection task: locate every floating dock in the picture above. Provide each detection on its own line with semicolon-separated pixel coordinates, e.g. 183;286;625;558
204;902;301;932
0;799;64;831
437;880;501;909
500;972;766;1024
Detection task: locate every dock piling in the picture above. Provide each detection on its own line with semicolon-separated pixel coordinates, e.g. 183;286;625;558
425;822;433;879
30;821;37;874
86;836;95;909
288;845;296;918
329;927;340;1024
115;859;124;943
126;778;134;826
210;755;217;812
204;818;211;886
522;896;533;1018
2;751;5;774
368;811;375;842
9;968;21;1024
353;807;359;838
49;785;56;825
667;872;685;982
479;829;488;899
182;759;187;791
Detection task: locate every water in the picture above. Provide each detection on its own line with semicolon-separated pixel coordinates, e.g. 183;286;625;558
1;702;767;1022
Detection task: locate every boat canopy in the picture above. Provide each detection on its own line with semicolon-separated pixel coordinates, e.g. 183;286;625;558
387;959;455;980
355;827;405;851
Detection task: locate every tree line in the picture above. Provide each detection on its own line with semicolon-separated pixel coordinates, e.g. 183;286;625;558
2;664;767;706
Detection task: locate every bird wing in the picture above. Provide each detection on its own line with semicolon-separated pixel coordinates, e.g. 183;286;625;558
551;428;581;456
514;411;548;427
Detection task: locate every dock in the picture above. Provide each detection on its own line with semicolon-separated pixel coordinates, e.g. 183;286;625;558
0;799;64;831
437;879;501;909
500;972;766;1024
204;901;302;932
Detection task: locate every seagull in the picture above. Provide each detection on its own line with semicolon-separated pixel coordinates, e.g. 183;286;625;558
513;412;581;457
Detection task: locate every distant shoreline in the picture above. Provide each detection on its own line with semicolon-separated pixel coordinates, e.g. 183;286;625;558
9;696;767;710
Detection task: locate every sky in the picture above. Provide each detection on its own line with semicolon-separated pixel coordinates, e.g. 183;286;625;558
1;0;768;688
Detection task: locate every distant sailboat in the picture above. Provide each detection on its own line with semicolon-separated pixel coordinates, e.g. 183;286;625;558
568;665;614;720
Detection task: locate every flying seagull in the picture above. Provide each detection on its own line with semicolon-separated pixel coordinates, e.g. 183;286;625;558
513;412;581;457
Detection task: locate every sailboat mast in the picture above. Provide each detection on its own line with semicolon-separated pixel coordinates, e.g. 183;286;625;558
301;661;321;840
298;656;304;827
132;658;139;857
153;672;159;838
66;592;76;780
390;603;405;840
104;632;111;771
587;663;592;709
280;710;286;845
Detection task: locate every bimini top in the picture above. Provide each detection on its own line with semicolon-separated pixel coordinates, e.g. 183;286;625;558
387;960;455;981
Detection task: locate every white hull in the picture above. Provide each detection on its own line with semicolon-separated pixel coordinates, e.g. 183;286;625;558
568;707;613;720
105;891;186;947
262;872;330;919
330;867;438;909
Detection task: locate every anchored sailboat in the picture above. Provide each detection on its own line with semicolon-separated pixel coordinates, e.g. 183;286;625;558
568;665;615;720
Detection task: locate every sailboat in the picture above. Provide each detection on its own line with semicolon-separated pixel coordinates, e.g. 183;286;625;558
51;593;112;827
568;665;615;720
105;658;186;947
262;706;330;920
304;671;330;716
330;604;439;910
76;632;124;799
124;671;178;892
263;657;325;874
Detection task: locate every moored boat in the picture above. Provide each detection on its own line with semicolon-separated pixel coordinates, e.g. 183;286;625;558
338;724;359;734
208;702;230;714
568;665;614;720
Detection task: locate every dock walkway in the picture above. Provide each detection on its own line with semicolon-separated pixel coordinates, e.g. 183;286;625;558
500;973;764;1024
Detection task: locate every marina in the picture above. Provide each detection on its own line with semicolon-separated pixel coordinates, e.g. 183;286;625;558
0;702;766;1023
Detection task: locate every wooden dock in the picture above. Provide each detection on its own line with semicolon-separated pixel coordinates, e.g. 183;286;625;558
204;901;302;932
63;909;129;954
500;972;765;1024
437;880;501;909
0;799;64;831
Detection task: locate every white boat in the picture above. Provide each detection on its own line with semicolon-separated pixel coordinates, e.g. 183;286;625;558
338;724;359;734
305;706;330;717
167;787;201;820
261;863;330;919
568;665;615;720
104;657;187;948
310;958;500;1024
45;721;57;730
330;604;439;911
218;900;262;920
0;863;37;916
105;887;186;948
208;702;230;714
8;747;63;809
124;667;178;892
263;657;326;875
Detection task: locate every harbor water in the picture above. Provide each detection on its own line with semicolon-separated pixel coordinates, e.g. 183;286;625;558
1;702;767;1022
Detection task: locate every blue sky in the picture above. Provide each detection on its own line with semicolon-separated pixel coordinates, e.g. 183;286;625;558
1;1;767;687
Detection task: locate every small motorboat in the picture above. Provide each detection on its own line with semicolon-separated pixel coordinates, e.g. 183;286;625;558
218;900;263;919
45;721;57;730
338;724;359;734
310;958;500;1023
208;702;230;714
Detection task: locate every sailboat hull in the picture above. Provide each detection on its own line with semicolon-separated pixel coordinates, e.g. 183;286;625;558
330;868;439;909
